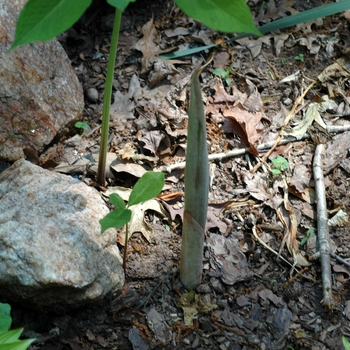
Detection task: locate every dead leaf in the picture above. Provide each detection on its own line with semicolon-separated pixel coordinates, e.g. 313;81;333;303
281;97;328;140
208;233;251;285
110;74;139;122
133;18;161;74
139;130;167;155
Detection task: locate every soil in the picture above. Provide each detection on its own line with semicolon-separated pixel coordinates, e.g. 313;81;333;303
9;0;350;349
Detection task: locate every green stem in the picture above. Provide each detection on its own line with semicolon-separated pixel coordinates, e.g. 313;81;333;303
123;222;129;271
97;8;122;185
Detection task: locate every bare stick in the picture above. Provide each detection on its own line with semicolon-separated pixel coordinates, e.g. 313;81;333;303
157;124;350;173
313;144;334;308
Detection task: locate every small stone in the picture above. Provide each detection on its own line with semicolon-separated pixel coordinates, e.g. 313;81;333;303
86;87;99;103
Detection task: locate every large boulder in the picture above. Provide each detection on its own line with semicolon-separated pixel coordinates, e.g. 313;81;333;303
0;0;84;162
0;159;124;312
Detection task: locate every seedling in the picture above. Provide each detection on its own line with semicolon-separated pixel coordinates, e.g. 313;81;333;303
100;171;165;270
270;155;290;176
294;53;304;62
300;227;315;247
280;57;287;64
0;303;35;350
74;121;89;130
270;279;277;286
213;67;232;86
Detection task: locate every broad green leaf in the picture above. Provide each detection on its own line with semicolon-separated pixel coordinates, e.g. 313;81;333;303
174;0;261;36
100;209;131;234
0;339;35;350
128;172;165;207
107;0;136;11
0;329;23;344
0;303;12;332
11;0;92;49
109;193;126;210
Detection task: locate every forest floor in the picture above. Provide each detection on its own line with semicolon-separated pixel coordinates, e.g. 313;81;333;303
12;0;350;349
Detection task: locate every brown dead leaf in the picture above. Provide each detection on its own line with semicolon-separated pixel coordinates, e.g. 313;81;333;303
242;171;283;210
133;18;161;74
139;130;168;155
133;18;178;84
208;233;251;285
207;82;267;155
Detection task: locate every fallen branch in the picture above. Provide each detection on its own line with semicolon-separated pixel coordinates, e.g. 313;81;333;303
157;124;350;173
313;143;334;308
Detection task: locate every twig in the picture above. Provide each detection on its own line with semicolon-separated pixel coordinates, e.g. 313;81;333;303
330;253;350;269
313;144;334;308
157;136;306;173
156;124;350;173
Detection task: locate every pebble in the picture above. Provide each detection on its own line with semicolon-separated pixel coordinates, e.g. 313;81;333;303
86;87;99;103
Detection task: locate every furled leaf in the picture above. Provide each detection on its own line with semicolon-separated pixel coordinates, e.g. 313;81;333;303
180;70;209;289
100;209;132;234
0;303;11;332
174;0;261;35
128;172;165;207
109;193;126;210
11;0;92;49
107;0;136;11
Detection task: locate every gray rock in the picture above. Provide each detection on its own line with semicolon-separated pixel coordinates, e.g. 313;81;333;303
0;0;84;162
86;87;99;103
0;159;124;312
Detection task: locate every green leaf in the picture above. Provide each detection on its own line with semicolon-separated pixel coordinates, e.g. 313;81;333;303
271;168;281;175
343;336;350;350
106;0;136;11
174;0;261;35
271;156;290;170
74;121;89;130
0;329;23;344
100;209;131;234
213;68;227;78
109;193;126;210
259;1;350;35
162;1;350;60
0;339;35;350
0;303;12;332
128;172;165;207
11;0;92;49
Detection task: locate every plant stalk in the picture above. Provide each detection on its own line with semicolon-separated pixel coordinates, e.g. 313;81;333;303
123;222;129;271
97;8;122;185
